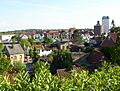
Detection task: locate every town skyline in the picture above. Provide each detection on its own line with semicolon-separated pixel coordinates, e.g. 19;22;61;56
0;0;120;31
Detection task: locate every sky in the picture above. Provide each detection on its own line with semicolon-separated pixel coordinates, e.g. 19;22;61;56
0;0;120;31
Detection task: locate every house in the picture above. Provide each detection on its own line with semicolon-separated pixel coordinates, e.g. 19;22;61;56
44;31;60;42
33;33;44;40
31;45;52;57
4;44;25;63
70;44;82;52
81;31;94;43
58;41;72;50
0;34;15;43
89;37;97;46
69;27;76;40
87;48;105;67
59;30;69;42
101;32;118;47
19;34;28;39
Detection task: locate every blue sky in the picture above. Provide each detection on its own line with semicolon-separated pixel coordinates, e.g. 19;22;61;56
0;0;120;31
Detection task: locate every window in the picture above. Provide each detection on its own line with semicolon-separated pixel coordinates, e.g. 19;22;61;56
20;55;22;60
14;56;17;60
67;46;69;48
62;46;65;49
10;56;13;59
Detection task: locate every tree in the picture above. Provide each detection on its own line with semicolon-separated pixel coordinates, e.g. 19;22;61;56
28;38;34;45
0;43;4;50
36;39;42;45
0;43;4;57
29;48;34;58
101;46;120;65
0;60;120;90
12;61;26;72
52;50;73;70
32;47;39;58
45;37;53;45
110;26;120;33
0;57;11;75
73;30;85;45
19;39;31;48
11;35;17;44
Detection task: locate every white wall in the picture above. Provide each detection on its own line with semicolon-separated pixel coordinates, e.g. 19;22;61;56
102;18;109;33
10;54;24;63
39;49;52;57
0;34;15;42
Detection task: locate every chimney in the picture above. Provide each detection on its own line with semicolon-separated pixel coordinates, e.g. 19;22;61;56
97;21;100;25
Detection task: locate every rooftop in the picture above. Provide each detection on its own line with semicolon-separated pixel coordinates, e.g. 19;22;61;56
102;16;109;19
5;44;24;55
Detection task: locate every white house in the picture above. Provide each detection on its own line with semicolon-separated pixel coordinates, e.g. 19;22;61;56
31;45;52;57
39;49;52;57
0;34;15;43
20;34;28;39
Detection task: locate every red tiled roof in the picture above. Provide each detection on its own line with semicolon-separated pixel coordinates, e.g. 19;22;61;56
101;33;118;47
108;33;118;42
44;31;60;35
101;38;115;47
31;45;45;50
88;49;104;66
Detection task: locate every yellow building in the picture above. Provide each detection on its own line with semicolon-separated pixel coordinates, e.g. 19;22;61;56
4;44;25;63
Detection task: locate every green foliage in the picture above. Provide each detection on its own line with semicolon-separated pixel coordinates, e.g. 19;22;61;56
11;71;30;91
11;35;17;44
12;61;26;72
110;26;120;33
36;39;42;45
0;60;120;91
31;61;60;90
29;48;34;58
84;46;94;53
45;37;53;45
73;30;85;45
19;39;31;48
101;46;120;65
28;38;34;45
0;74;11;91
29;47;39;59
33;47;39;58
53;50;73;69
0;57;11;75
0;43;4;51
0;43;4;57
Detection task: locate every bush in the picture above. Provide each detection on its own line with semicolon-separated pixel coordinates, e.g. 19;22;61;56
0;61;120;91
12;61;26;72
0;57;11;75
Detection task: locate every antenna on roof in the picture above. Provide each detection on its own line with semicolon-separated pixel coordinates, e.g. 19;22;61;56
111;19;115;28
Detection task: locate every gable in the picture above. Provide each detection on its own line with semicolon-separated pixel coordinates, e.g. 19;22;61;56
101;36;115;47
5;44;24;55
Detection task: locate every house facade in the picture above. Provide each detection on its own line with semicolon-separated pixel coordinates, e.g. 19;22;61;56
31;45;52;57
19;34;28;39
101;33;118;47
0;34;15;43
59;41;72;50
4;44;25;63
